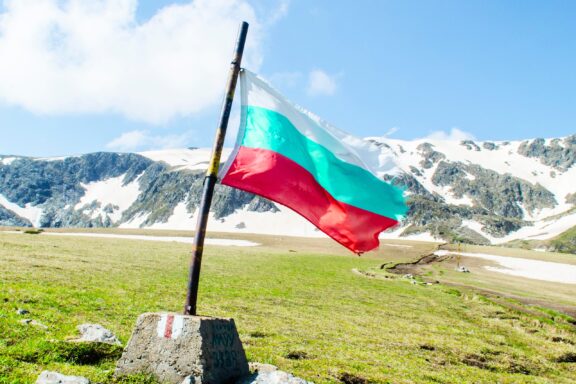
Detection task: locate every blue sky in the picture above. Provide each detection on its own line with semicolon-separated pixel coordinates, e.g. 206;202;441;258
0;0;574;157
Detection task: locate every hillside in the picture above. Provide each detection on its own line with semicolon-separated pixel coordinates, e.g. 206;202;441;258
0;135;575;251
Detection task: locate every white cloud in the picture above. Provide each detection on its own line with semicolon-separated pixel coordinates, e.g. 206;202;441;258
307;69;337;96
425;127;476;141
106;130;148;150
266;0;289;25
106;129;191;151
268;71;303;89
383;127;399;137
0;0;264;124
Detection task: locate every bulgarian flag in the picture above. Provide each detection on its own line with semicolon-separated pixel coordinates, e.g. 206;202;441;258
219;70;407;253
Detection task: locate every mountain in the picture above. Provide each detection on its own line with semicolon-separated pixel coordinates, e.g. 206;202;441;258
1;135;575;252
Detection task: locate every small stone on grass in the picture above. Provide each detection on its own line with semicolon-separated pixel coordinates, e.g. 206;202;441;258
19;319;48;329
36;371;90;384
237;370;314;384
72;324;121;345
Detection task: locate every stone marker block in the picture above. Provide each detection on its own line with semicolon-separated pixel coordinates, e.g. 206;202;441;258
115;313;248;384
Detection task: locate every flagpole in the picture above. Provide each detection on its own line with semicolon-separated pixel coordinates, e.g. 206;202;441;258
184;21;249;316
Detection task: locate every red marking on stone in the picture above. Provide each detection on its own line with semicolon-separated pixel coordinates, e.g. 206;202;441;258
164;315;174;339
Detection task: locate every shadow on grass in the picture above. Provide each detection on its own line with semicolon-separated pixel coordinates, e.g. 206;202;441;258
14;341;123;365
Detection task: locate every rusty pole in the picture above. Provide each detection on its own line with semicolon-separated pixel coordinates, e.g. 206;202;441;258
184;21;249;315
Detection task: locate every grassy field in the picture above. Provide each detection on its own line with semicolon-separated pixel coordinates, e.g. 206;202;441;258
1;230;575;383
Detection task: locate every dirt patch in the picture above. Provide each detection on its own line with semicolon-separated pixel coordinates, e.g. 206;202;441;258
556;352;576;363
385;251;447;275
419;344;436;351
461;354;494;371
351;269;378;278
506;363;530;374
249;331;268;338
551;336;574;345
285;351;310;360
338;372;372;384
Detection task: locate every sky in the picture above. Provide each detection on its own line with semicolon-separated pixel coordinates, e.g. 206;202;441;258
0;0;574;157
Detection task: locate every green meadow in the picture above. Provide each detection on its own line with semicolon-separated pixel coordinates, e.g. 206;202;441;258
1;229;575;383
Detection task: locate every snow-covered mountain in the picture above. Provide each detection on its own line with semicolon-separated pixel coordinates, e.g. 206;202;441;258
1;135;575;252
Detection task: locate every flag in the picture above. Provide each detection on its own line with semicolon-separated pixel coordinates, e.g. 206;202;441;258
219;70;407;253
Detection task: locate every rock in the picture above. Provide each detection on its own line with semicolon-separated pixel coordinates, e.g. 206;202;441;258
517;135;576;171
19;319;48;329
16;308;29;315
35;371;90;384
180;376;199;384
249;362;278;374
73;324;121;345
460;140;481;151
417;143;446;169
482;142;498;151
237;370;314;384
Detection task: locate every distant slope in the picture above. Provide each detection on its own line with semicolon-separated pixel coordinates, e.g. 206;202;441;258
0;135;575;252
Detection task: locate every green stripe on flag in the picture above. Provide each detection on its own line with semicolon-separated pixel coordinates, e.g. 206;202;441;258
240;106;407;219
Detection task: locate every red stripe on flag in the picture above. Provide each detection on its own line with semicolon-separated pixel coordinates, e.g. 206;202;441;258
163;315;174;339
221;146;399;253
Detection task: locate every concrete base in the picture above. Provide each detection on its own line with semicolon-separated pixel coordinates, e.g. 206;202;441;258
115;313;249;384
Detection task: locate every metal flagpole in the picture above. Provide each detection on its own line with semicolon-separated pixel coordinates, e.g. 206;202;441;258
184;21;249;315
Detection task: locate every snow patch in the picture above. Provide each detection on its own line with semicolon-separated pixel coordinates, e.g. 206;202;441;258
42;232;258;247
443;192;474;207
34;156;70;162
434;250;576;284
400;232;444;243
380;243;413;248
149;203;325;238
491;211;576;243
0;194;43;227
139;148;232;171
119;213;150;229
148;201;193;230
0;157;17;165
75;176;140;222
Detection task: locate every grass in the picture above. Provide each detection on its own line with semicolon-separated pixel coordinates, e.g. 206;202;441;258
1;231;575;383
549;225;576;254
